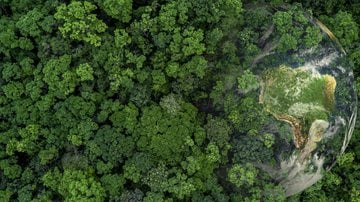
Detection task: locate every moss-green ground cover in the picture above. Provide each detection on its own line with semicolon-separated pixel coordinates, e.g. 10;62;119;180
260;65;335;147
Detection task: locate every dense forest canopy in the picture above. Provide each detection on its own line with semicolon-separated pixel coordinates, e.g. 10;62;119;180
0;0;359;201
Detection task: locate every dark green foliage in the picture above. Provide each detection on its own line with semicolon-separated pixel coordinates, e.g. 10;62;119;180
0;0;359;201
226;96;267;133
232;135;274;164
95;0;132;23
205;117;232;150
272;5;325;52
135;103;201;164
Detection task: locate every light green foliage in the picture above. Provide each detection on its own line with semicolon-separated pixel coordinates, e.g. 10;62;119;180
109;68;135;91
166;172;196;199
114;29;131;49
96;161;113;174
262;133;275;148
304;26;323;48
38;146;58;165
181;156;201;175
237;69;259;93
248;129;258;137
160;94;181;115
0;189;12;202
278;33;298;52
351;187;360;202
337;152;355;167
76;63;94;81
143;164;169;192
273;11;293;34
43;55;76;98
182;27;206;56
228;163;258;188
42;168;105;201
54;1;107;46
323;172;342;188
6;124;42;155
124;162;141;183
206;144;221;163
320;11;359;48
143;192;165;202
